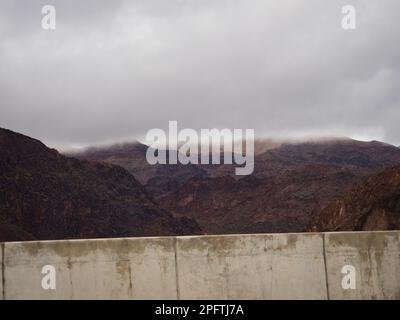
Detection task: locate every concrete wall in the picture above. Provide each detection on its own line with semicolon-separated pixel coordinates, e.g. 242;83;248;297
0;231;399;300
325;231;400;299
1;243;3;300
2;237;178;299
176;233;327;299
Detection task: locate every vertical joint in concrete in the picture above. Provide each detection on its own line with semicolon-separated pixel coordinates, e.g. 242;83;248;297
322;233;330;300
173;237;180;300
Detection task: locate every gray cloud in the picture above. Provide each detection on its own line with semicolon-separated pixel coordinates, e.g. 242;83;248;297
1;0;399;149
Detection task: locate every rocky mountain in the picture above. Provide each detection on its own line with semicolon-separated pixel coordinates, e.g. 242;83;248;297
158;165;361;234
308;164;400;232
68;137;400;234
159;139;400;233
0;128;201;242
254;139;400;177
69;142;209;197
67;139;286;196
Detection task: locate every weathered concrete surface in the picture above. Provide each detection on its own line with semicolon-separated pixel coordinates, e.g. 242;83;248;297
325;231;400;300
1;231;399;299
176;233;327;299
3;237;177;300
0;243;3;300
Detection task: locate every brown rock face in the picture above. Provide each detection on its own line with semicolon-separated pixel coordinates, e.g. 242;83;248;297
0;128;201;242
308;164;400;232
159;140;400;233
72;138;400;234
69;142;209;197
158;164;361;234
254;139;400;177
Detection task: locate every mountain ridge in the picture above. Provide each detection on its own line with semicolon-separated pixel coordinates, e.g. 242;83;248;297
71;136;400;234
0;128;201;241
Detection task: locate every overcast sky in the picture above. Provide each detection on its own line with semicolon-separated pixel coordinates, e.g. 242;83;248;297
1;0;399;149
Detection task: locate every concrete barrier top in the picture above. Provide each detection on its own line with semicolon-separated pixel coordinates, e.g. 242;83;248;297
0;231;399;300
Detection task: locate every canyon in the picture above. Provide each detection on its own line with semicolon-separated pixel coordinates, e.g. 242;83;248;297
70;137;400;234
1;127;400;242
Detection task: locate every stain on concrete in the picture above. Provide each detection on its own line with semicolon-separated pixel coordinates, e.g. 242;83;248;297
6;237;174;264
327;231;398;252
325;231;400;300
2;232;400;299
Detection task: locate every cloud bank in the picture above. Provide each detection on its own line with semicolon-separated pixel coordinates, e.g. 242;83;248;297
1;0;399;149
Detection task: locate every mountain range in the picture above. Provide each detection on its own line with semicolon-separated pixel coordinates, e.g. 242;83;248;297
70;138;400;234
1;127;400;242
0;128;200;241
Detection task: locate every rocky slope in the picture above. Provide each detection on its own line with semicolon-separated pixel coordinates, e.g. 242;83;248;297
68;139;285;196
69;138;400;234
157;140;400;233
69;142;209;197
0;128;201;242
254;139;400;177
158;164;361;233
308;164;400;232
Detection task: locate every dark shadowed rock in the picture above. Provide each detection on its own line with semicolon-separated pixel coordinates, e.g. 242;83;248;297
308;164;400;232
159;139;400;234
0;128;201;241
69;142;209;197
67;138;400;234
